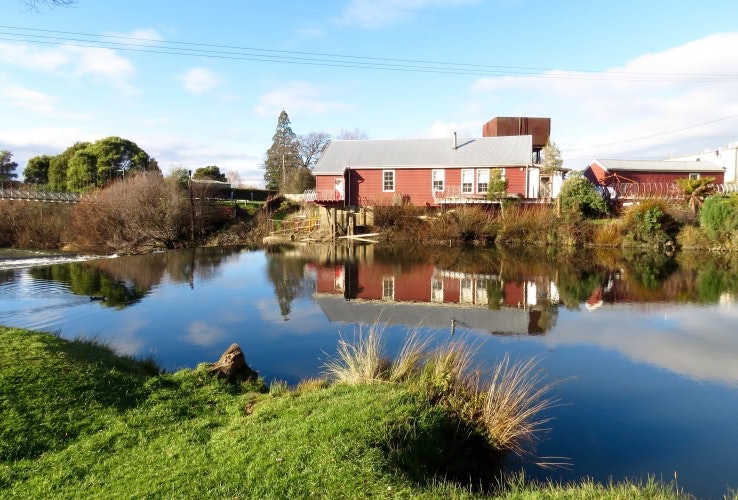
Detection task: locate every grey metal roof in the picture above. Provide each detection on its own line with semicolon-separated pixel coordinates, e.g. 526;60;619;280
313;136;533;174
313;295;533;335
594;159;724;173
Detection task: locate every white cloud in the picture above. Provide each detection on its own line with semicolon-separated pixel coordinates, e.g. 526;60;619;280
0;126;89;150
333;0;481;28
0;42;137;92
4;85;55;114
183;321;226;347
426;120;478;139
469;32;738;168
178;67;222;94
252;81;354;118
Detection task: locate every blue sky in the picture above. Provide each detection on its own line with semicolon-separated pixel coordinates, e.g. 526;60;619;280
1;0;737;186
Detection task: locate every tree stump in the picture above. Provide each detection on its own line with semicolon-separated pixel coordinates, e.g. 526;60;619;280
209;343;258;382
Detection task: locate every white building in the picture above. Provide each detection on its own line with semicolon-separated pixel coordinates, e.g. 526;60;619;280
666;142;738;183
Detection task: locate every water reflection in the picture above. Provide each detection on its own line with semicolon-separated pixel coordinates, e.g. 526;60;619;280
18;247;245;308
2;244;737;498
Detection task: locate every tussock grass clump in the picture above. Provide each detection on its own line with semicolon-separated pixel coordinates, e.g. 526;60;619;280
482;356;558;457
324;325;559;460
323;324;390;384
427;206;499;243
498;206;558;246
594;220;624;247
294;377;330;394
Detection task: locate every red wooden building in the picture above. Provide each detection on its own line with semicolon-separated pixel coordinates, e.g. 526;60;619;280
309;135;535;207
583;159;725;198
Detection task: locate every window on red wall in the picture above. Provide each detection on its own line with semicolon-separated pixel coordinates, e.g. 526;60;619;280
432;169;444;192
383;170;395;192
461;169;474;194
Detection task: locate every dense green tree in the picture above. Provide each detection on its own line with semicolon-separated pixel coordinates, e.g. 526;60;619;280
66;150;98;191
23;155;52;185
264;110;301;191
90;136;151;184
559;173;608;218
0;150;19;183
169;167;191;189
193;166;227;182
48;142;90;191
700;194;738;242
45;138;153;192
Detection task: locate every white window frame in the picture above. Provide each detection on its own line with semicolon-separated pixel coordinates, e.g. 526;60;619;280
461;169;474;194
431;277;444;303
689;173;701;180
476;169;489;194
432;169;445;192
382;276;395;301
382;170;395;192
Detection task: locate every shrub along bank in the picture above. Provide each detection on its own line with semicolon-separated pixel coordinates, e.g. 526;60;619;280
0;325;692;498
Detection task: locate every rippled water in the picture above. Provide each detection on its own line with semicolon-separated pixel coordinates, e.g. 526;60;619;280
1;244;737;497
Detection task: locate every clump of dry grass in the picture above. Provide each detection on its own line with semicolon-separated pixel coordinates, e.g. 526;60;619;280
388;329;430;382
323;324;390;384
294;377;330;394
481;355;558;456
324;325;560;461
593;220;624;246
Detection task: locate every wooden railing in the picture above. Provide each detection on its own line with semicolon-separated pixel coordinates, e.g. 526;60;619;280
269;216;321;236
0;189;85;203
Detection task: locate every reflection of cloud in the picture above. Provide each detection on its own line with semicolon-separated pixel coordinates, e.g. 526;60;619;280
255;298;327;334
183;321;226;346
107;318;148;356
549;304;738;387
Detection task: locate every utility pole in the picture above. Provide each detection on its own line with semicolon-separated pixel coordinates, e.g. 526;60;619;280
188;170;196;246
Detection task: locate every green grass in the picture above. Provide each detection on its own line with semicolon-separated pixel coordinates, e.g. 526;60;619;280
0;326;696;499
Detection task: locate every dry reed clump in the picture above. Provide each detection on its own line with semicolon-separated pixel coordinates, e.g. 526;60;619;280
324;325;559;459
481;355;558;456
593;220;624;247
426;206;498;243
498;206;558;245
323;324;391;384
676;225;711;250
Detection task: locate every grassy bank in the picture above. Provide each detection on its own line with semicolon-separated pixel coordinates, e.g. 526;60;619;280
0;326;693;498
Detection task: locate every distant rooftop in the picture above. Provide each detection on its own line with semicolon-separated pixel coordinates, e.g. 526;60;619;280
313;135;533;175
593;159;724;173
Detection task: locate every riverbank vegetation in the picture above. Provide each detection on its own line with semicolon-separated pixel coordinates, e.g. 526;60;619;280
0;325;694;498
371;191;738;253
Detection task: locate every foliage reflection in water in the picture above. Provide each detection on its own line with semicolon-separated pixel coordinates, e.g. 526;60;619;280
1;244;737;498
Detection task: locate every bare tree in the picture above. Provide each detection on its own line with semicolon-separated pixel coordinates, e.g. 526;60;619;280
225;169;242;187
335;128;368;140
23;0;76;9
298;132;331;170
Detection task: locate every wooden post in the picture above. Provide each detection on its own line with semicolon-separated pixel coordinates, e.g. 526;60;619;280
188;170;196;245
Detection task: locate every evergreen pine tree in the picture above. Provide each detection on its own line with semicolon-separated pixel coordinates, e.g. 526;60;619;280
264;110;301;191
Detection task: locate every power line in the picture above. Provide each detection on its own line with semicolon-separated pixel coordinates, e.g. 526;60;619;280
561;114;738;152
1;25;738;82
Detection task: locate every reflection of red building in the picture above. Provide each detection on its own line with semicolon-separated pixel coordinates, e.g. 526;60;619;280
313;261;557;335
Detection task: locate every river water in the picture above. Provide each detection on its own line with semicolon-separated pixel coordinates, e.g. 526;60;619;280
1;244;737;497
